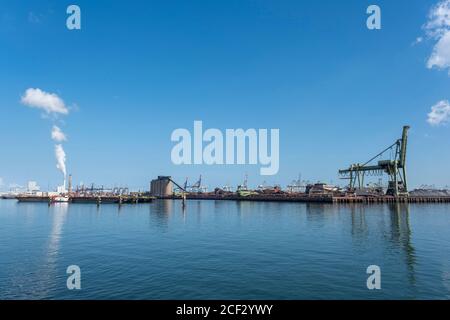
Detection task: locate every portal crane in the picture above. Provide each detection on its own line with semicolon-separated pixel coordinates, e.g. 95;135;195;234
191;175;202;190
338;126;410;196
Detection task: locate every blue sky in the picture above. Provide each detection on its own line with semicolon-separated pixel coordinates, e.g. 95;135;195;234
1;0;449;191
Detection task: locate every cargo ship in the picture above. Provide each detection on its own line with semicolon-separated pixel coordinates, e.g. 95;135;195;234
1;193;19;199
16;195;50;202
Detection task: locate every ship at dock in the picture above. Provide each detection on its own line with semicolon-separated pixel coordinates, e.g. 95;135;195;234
15;193;155;204
15;195;50;202
11;175;155;204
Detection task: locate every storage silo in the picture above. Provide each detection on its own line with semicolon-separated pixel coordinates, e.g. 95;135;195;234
150;176;173;198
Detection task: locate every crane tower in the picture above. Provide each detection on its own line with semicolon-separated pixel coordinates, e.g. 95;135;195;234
338;126;410;197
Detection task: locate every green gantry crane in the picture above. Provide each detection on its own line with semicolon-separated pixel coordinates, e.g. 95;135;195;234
339;126;410;197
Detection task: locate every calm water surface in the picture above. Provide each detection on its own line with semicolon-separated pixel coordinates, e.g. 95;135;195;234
0;199;449;299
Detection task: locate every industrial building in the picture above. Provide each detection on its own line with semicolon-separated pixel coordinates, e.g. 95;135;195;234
150;176;173;198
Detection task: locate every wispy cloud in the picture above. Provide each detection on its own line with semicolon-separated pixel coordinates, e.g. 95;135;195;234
424;0;450;74
28;12;42;24
8;183;22;190
0;177;4;188
411;37;423;47
427;32;450;72
51;125;67;142
428;100;450;126
21;88;69;115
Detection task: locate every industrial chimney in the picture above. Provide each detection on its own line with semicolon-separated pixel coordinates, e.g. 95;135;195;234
68;174;73;194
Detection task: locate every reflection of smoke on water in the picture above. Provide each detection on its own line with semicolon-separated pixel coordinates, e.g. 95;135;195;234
47;203;68;263
7;203;68;299
30;204;69;298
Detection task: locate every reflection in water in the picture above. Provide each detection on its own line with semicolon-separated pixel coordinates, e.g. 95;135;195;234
304;204;341;228
192;200;203;224
389;203;416;287
3;199;450;299
40;203;69;296
350;205;368;237
213;200;227;212
304;203;417;293
47;204;69;262
233;201;260;222
17;202;38;226
150;200;173;231
349;203;416;289
442;265;450;297
19;203;69;299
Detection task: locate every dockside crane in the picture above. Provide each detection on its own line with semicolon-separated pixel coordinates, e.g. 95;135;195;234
338;126;410;197
191;175;202;190
173;175;206;193
237;174;249;191
169;178;187;193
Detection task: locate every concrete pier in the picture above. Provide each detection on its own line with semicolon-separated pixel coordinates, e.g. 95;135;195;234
164;193;450;204
12;193;450;204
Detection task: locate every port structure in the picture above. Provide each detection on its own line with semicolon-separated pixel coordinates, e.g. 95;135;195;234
189;175;206;193
177;175;206;193
339;126;410;197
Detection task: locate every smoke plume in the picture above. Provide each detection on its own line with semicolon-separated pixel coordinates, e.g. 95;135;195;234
51;126;67;142
55;144;67;177
20;88;73;188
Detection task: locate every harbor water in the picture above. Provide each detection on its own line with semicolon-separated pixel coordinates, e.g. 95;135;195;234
0;199;450;299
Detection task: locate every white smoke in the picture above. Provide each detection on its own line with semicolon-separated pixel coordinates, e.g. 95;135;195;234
51;126;67;142
55;144;67;177
21;88;72;185
52;127;68;183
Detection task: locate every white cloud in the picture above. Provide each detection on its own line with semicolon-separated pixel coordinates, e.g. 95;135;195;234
424;0;450;73
0;177;4;188
28;12;41;24
51;125;67;142
412;36;424;46
427;31;450;72
427;100;450;126
425;0;450;37
21;88;69;115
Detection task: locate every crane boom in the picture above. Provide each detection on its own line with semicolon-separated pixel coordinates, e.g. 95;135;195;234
399;125;410;168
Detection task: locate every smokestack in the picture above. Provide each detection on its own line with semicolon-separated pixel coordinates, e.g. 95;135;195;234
68;174;72;194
